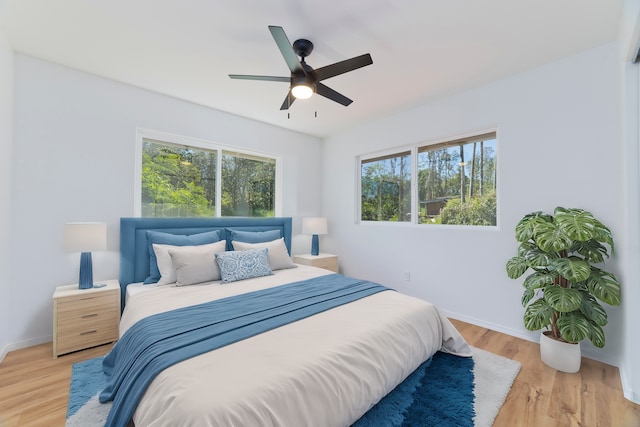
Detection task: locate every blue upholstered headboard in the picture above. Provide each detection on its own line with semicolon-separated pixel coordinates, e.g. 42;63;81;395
119;217;293;308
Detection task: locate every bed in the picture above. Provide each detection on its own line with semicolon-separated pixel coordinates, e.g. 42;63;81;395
102;216;471;427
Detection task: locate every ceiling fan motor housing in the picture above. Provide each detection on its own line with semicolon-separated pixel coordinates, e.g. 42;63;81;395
293;39;314;58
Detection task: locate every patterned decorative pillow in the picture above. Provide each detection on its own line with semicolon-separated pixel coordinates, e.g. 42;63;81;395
215;248;273;283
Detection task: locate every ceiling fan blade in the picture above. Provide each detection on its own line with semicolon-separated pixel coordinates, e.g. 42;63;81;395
314;54;373;81
268;25;305;75
316;83;353;106
280;91;296;110
229;74;290;82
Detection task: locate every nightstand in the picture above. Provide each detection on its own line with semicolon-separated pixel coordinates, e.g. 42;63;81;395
293;253;339;272
52;279;120;358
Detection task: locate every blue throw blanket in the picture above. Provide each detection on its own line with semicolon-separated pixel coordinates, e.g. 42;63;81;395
99;274;389;427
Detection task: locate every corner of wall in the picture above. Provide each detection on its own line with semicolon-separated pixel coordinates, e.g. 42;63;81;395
0;344;8;364
0;26;14;363
618;0;640;405
620;365;640;404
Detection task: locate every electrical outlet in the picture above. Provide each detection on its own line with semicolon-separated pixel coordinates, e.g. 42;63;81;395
403;271;410;281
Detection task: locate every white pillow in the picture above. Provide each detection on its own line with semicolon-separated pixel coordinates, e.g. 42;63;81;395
232;238;297;271
169;240;227;286
152;243;179;285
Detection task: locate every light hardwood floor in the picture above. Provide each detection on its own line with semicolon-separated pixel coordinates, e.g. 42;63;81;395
0;321;638;427
451;319;640;427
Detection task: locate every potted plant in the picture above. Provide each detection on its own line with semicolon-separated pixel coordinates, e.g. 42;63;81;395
505;207;621;372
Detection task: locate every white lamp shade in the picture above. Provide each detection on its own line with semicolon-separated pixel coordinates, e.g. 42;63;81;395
302;217;328;235
64;222;107;252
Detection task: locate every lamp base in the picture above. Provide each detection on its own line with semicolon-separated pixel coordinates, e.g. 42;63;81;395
78;252;94;289
311;234;319;256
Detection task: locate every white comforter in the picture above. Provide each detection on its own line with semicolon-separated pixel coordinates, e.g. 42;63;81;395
120;265;470;427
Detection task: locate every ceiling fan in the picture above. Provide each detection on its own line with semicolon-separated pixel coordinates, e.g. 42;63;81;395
229;26;373;110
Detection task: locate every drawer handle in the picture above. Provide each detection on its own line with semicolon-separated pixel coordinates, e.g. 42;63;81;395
80;330;98;335
81;313;98;319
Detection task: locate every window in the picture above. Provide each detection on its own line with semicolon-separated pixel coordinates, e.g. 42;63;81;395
359;131;497;226
221;151;276;217
138;131;279;217
361;151;412;222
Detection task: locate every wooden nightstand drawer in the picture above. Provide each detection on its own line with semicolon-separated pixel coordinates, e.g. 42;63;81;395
293;253;339;272
56;318;119;355
309;257;338;271
53;280;121;357
57;307;119;334
57;292;118;315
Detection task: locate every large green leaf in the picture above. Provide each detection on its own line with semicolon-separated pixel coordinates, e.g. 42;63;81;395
593;219;615;253
544;285;582;312
520;244;557;270
579;290;608;326
521;288;536;307
548;257;591;282
570;239;609;263
534;220;573;253
587;321;606;348
523;299;554;331
523;271;555;290
556;311;590;343
515;212;552;242
506;256;528;279
517;241;538;257
586;268;622;306
554;207;596;242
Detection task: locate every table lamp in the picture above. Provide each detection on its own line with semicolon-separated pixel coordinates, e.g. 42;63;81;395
64;222;107;289
301;217;328;256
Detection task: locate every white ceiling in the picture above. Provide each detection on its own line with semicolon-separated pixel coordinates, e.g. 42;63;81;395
0;0;623;138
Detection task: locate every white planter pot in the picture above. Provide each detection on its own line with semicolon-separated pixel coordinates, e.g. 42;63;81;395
539;331;581;373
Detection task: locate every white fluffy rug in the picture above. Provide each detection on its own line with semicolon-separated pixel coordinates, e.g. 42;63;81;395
472;347;522;427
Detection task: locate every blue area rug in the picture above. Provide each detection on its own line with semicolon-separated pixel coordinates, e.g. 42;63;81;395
66;348;520;427
66;356;109;424
353;352;475;427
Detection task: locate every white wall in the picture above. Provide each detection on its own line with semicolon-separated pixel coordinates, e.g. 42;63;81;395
618;0;640;404
323;43;623;366
0;28;13;362
9;54;323;349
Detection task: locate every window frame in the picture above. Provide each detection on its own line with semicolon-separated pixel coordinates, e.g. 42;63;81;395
356;128;498;227
134;128;283;217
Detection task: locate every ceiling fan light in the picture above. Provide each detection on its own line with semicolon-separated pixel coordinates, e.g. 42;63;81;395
291;84;313;99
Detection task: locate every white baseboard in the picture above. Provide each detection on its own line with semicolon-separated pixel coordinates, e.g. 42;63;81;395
619;365;640;404
439;308;539;343
440;309;619;367
0;335;52;364
0;344;8;364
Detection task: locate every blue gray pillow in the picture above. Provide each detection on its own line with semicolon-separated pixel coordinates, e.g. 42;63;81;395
227;229;281;244
144;229;222;284
215;248;273;283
